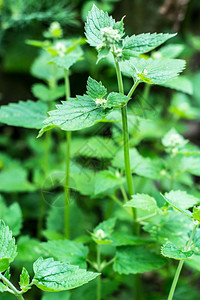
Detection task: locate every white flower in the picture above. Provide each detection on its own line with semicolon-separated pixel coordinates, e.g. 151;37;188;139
95;98;107;106
100;27;121;45
55;42;66;56
95;229;107;240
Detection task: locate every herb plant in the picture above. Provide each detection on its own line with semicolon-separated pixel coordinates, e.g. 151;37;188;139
0;3;200;300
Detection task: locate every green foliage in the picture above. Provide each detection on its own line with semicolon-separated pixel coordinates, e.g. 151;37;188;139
0;220;17;272
161;242;193;260
92;218;116;244
114;246;166;274
19;267;30;292
86;77;107;99
38;96;111;136
125;194;159;213
33;257;99;291
0;100;48;129
32;84;65;102
41;240;88;268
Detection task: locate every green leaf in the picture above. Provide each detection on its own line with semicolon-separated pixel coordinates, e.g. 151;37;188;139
120;58;185;85
162;76;193;95
0;100;48;129
41;240;88;268
161;242;193;260
192;206;200;222
16;236;43;262
94;170;124;195
114;246;166;274
85;4;115;47
0;282;7;293
31;51;64;81
0;220;17;271
0;167;35;193
152;44;184;59
106;92;130;108
38;97;111;136
33;257;99;292
122;33;176;57
112;148;161;180
42;291;70;300
124;194;159;213
161;193;192;218
86;77;107;99
19;267;30;292
50;49;82;70
0;198;22;236
71;136;117;159
92;218;116;244
111;232;151;246
32;84;65;102
164;190;199;210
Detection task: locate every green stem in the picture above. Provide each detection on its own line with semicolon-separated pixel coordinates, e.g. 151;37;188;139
0;273;25;300
64;69;71;239
167;223;198;300
97;244;101;300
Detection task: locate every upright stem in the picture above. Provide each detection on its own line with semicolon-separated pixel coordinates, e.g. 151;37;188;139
167;223;198;300
64;69;71;239
97;244;101;300
0;273;25;300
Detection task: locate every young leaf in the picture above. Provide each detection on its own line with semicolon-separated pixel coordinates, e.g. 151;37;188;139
161;242;193;260
124;194;159;213
0;220;17;272
86;77;107;99
106;92;130;108
85;4;115;47
41;240;88;268
38;97;111;136
33;257;99;292
19;267;30;292
94;170;124;195
114;246;166;274
92;218;116;244
0;100;48;129
164;190;199;210
122;33;176;58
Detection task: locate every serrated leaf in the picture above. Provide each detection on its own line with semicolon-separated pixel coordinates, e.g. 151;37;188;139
19;267;30;291
33;257;99;292
86;77;107;99
122;33;176;57
32;84;65;102
38;97;111;136
85;4;115;47
164;190;199;210
114;246;166;274
0;100;48;129
106;92;130;108
41;240;88;268
0;220;17;271
125;194;159;213
161;242;193;260
50;49;82;70
120;58;185;85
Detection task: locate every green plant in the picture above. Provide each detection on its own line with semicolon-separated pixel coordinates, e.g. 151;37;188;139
0;3;200;300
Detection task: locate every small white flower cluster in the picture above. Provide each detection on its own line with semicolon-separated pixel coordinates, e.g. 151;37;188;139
55;42;66;57
95;229;107;240
48;21;63;38
143;69;148;76
114;48;123;60
101;27;121;45
168;133;186;148
95;98;107;106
